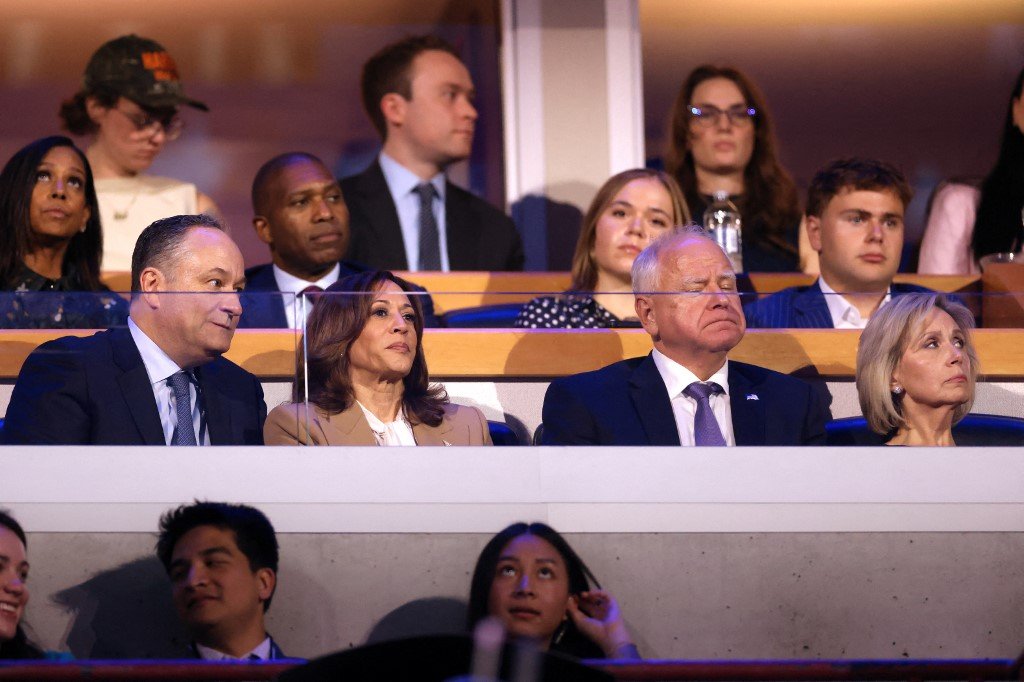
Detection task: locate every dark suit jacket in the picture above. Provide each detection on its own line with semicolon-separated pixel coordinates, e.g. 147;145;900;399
742;280;935;328
540;353;830;446
2;327;266;445
339;160;524;271
238;261;441;328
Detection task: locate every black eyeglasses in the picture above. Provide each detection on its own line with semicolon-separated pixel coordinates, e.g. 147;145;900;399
114;106;185;141
688;104;757;128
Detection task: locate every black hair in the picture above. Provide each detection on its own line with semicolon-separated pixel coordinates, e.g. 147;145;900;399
971;67;1024;261
467;522;605;659
131;213;222;292
155;501;279;611
0;510;43;660
0;136;104;290
251;151;328;218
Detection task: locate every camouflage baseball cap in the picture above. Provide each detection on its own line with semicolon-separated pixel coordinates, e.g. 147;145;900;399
83;34;208;112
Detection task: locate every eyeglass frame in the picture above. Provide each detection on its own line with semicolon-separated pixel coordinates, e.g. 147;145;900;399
112;105;185;141
687;104;757;128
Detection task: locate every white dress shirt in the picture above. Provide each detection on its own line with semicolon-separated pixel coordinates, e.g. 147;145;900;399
378;152;450;272
818;276;891;330
195;636;272;661
357;401;417;446
272;263;340;329
127;318;208;445
651;349;735;446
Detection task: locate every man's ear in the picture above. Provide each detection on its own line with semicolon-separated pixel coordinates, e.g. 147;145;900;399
253;216;273;247
381;93;407;129
806;215;824;253
255;568;276;604
635;295;659;339
138;267;166;308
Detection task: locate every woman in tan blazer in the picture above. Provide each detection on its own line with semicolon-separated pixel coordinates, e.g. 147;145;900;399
265;270;492;446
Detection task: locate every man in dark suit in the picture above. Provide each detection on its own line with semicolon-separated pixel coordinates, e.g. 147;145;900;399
340;35;524;272
157;502;288;661
241;152;438;328
745;158;930;328
542;229;830;446
3;214;266;445
240;152;367;329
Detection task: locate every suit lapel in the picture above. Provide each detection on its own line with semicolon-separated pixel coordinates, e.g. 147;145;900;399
628;354;681;446
793;281;833;328
325;405;378;445
354;162;409;270
244;267;288;328
412;414;455;446
728;363;765;446
444;184;478;270
196;364;231;445
110;329;166;445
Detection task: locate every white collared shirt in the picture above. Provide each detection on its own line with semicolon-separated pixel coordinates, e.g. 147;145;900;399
378;152;450;272
127;318;208;445
818;276;891;330
357;401;417;446
271;263;340;329
195;636;272;661
651;349;735;446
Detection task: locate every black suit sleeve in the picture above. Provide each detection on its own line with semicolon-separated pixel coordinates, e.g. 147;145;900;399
252;373;268;445
540;378;600;445
3;340;92;444
800;380;832;445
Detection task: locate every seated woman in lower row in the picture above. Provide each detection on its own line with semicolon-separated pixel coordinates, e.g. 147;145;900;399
467;522;639;659
516;169;688;328
856;293;978;446
265;270;492;446
0;136;126;329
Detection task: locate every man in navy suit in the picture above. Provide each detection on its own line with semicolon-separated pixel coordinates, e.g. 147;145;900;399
157;502;288;660
3;215;266;445
744;158;930;328
240;152;368;329
541;229;829;446
340;35;523;272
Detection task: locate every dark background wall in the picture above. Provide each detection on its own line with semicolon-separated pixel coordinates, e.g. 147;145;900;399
640;0;1024;254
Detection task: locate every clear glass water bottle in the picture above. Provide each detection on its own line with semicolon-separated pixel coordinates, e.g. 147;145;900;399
702;190;744;273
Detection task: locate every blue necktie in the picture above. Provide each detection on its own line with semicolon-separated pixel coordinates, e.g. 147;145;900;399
415;183;441;270
169;371;197;446
683;381;727;446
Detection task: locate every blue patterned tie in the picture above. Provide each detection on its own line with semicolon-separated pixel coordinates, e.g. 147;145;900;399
683;381;727;446
169;371;197;446
415;183;441;270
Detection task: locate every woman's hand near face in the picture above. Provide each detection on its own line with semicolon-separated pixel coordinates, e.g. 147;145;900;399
566;589;638;658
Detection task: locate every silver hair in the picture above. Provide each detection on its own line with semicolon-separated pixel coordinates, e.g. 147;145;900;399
631;223;721;293
856;293;978;436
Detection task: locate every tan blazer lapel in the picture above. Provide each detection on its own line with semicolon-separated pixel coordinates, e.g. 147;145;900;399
413;414;455;446
324;404;378;446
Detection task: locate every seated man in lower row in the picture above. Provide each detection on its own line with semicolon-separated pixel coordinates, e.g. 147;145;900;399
156;502;287;660
744;157;930;328
541;228;830;446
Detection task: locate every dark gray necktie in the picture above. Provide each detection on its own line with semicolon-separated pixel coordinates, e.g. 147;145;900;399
683;381;726;446
415;183;441;270
169;371;197;446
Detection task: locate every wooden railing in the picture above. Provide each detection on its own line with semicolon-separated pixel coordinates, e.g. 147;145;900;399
1;328;1023;380
1;657;1019;681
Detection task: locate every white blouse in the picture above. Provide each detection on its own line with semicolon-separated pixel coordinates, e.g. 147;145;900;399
356;401;417;446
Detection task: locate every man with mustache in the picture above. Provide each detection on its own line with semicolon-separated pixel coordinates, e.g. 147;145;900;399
744;158;930;328
541;228;830;445
157;502;286;660
3;214;265;445
340;35;523;272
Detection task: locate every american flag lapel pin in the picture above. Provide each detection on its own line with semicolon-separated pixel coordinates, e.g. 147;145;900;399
746;394;759;401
